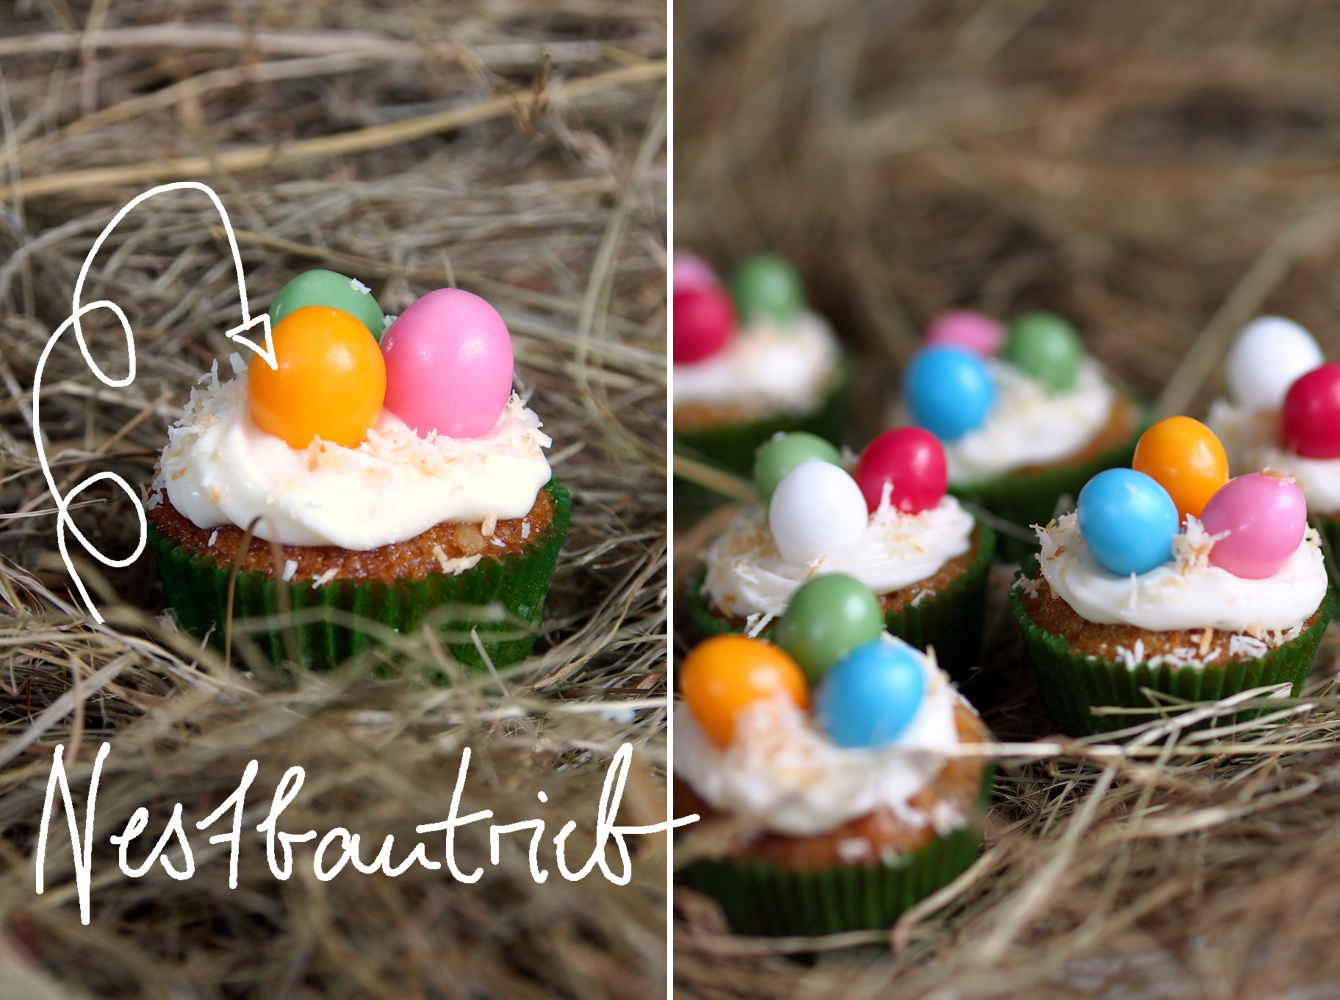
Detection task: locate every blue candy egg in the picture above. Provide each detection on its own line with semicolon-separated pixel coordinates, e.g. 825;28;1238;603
1077;468;1180;576
815;636;925;749
903;346;995;441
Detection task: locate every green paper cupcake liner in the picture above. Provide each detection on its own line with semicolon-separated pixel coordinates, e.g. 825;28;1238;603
1313;514;1340;583
681;766;994;937
673;351;855;509
949;397;1149;562
149;479;571;672
1010;563;1335;737
686;521;997;681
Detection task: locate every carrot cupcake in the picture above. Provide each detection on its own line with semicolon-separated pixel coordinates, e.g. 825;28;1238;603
896;309;1143;557
148;284;568;671
1012;417;1332;736
1206;317;1340;558
688;428;996;679
675;622;992;936
673;251;851;485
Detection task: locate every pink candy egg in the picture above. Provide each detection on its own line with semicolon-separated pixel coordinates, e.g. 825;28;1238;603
674;286;736;364
381;289;513;440
1200;472;1307;580
853;427;947;514
923;310;1005;357
673;251;720;294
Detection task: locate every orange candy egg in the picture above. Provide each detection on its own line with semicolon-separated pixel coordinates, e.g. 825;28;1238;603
1132;415;1228;523
249;305;386;449
680;634;809;746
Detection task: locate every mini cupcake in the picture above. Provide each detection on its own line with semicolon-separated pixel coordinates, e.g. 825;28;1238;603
148;271;568;671
673;251;851;490
675;618;993;936
894;310;1144;558
1206;317;1340;560
688;427;996;679
1012;417;1333;736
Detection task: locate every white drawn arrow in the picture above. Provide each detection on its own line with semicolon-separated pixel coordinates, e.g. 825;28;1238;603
33;181;273;624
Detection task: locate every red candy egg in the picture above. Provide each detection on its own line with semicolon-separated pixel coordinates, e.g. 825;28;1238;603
1282;362;1340;459
1200;472;1307;580
853;428;948;514
673;286;735;364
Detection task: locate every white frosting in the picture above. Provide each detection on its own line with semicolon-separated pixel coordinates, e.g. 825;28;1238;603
939;357;1115;483
1035;511;1327;634
673;311;840;416
1207;398;1340;515
673;638;971;837
701;495;976;620
156;356;552;549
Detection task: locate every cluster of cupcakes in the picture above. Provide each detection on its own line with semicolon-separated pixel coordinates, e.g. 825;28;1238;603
691;424;995;678
148;269;567;671
675;575;992;936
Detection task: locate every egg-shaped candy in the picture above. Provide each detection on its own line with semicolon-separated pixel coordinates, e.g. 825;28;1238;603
1077;468;1179;577
673;286;736;364
903;346;995;442
1200;472;1307;579
1281;362;1340;459
1002;311;1084;393
680;634;809;746
815;636;925;749
1132;416;1228;523
753;432;842;504
1226;317;1323;412
380;289;514;440
774;574;885;683
853;427;948;514
923;309;1005;357
768;460;868;565
673;250;719;294
729;252;804;324
249;306;386;449
268;268;388;341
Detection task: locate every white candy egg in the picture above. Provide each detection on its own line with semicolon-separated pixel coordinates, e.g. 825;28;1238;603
768;460;868;564
1226;316;1323;411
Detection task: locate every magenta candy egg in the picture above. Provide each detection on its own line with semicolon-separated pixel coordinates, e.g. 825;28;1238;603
853;428;947;514
673;251;720;294
1281;362;1340;459
1200;472;1307;579
380;289;513;440
923;310;1005;357
674;286;736;364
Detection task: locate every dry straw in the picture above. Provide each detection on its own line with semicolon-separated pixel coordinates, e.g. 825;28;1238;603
675;1;1340;997
0;1;666;997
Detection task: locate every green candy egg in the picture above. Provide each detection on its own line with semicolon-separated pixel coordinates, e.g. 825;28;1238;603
729;252;805;324
774;574;885;683
753;432;843;503
1002;311;1084;393
269;269;388;341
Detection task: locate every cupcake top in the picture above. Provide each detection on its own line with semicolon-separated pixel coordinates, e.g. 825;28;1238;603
672;251;840;418
1027;417;1327;637
150;272;552;549
675;592;979;838
897;310;1118;483
1207;317;1340;514
700;429;975;622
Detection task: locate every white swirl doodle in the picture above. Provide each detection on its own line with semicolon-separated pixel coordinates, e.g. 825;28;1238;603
32;181;277;624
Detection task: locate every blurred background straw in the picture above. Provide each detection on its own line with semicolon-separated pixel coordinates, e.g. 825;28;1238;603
674;2;1340;997
0;2;667;998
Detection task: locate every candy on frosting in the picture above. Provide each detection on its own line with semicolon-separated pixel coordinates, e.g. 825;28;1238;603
673;640;967;837
853;427;947;515
923;310;1004;357
672;310;840;416
903;346;994;442
768;460;867;564
673;285;736;364
1225;316;1323;412
1076;468;1179;577
1034;511;1326;634
701;494;975;620
1199;472;1307;580
156;355;551;549
381;288;514;441
816;635;925;749
268;268;389;340
1132;416;1228;523
1282;361;1340;459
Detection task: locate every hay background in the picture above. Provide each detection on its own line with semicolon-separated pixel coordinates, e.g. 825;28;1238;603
673;2;1340;998
0;2;666;999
